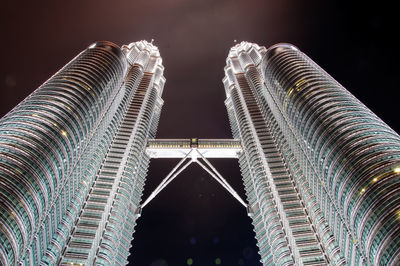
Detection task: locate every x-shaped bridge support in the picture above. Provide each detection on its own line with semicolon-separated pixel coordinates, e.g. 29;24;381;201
136;139;252;217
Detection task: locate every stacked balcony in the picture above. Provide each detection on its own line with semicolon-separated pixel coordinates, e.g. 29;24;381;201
239;76;327;265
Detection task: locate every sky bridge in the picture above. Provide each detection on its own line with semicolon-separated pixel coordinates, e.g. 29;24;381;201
146;138;242;158
140;138;250;215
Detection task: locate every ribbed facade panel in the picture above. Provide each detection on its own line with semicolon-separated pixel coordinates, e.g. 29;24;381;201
224;42;400;265
262;44;400;265
0;41;127;265
0;40;165;266
60;42;165;266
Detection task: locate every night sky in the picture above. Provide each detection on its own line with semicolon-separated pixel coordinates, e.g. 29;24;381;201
2;1;398;265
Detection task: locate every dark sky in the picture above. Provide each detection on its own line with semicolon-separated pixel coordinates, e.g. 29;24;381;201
2;1;398;266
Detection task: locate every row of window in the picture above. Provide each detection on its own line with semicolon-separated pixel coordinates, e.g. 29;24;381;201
0;42;128;266
263;45;400;264
227;81;295;265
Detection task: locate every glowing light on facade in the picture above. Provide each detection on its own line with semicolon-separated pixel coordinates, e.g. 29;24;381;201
223;41;400;265
0;40;165;265
1;40;400;266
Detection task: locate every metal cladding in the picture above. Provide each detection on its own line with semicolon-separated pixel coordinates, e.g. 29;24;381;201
1;39;400;266
0;40;165;265
224;42;400;265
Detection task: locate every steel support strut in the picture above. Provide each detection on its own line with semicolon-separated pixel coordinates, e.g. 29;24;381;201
138;148;249;217
141;150;194;209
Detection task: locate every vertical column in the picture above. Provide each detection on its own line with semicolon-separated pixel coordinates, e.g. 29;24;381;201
224;42;348;265
224;42;296;265
60;41;165;266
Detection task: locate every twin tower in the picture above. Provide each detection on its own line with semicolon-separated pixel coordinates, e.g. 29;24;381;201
1;41;400;265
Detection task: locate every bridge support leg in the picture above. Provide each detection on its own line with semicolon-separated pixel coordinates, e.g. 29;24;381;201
141;150;193;209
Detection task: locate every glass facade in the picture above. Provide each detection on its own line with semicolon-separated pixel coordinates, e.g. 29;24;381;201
0;41;165;265
1;39;399;266
224;42;400;265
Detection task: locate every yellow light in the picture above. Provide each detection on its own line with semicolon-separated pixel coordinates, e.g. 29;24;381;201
61;130;68;136
372;177;378;183
360;188;366;195
394;167;400;173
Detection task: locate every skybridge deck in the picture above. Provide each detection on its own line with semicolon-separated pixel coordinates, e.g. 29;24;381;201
146;138;242;158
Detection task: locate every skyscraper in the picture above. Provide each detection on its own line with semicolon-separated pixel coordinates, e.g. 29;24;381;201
1;39;400;266
224;42;400;265
0;41;165;265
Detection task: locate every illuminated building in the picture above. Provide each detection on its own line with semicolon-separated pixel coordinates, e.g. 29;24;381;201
223;42;400;265
1;39;400;266
0;40;165;265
